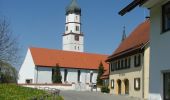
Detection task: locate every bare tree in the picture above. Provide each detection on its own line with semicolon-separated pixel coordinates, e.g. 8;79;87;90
0;18;19;83
0;18;19;64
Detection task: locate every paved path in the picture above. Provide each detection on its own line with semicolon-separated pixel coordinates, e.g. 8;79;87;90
60;91;141;100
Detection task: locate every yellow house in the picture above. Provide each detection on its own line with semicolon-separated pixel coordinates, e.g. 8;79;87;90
106;20;150;99
119;0;170;100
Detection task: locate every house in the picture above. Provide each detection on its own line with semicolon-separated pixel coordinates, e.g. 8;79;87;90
106;20;150;99
18;47;108;85
18;0;109;91
119;0;170;100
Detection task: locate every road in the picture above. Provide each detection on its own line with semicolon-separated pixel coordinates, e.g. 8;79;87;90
60;91;141;100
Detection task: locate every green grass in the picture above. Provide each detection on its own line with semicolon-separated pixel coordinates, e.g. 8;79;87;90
0;84;64;100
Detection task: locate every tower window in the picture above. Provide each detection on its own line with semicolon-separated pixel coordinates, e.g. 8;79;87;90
76;16;78;20
76;26;79;31
66;26;68;31
75;35;79;41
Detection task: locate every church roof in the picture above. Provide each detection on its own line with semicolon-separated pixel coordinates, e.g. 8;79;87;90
66;0;81;15
107;20;150;61
30;47;109;70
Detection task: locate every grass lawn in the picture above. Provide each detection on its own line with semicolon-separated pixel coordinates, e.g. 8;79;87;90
0;84;63;100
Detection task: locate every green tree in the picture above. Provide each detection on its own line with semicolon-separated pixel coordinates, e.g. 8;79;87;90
96;62;104;86
0;60;17;83
52;64;62;83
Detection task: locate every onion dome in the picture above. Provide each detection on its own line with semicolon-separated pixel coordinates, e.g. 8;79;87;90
66;0;81;15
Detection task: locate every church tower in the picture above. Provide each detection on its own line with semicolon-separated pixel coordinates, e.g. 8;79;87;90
62;0;84;52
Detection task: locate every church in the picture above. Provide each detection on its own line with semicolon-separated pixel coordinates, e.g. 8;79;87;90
18;0;109;88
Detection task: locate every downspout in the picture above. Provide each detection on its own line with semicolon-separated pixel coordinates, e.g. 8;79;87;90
142;52;145;99
36;66;38;84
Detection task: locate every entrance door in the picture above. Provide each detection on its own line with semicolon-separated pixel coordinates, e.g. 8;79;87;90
124;79;129;94
117;80;121;94
164;72;170;100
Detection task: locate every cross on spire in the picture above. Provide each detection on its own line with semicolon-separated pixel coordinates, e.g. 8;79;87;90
122;26;126;42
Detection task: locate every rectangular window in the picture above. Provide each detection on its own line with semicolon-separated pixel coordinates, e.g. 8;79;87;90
111;62;114;71
118;60;120;70
127;57;131;68
134;78;140;90
125;58;127;68
116;61;118;70
115;61;118;70
78;70;81;82
121;59;124;69
162;2;170;32
134;54;141;67
66;26;68;31
164;72;170;100
90;72;93;83
76;26;79;31
64;69;68;82
111;80;114;89
52;68;54;81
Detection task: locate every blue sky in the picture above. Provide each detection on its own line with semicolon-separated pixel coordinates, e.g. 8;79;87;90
1;0;149;65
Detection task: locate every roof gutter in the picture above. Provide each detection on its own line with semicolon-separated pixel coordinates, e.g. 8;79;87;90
141;41;150;49
106;45;142;62
118;0;148;16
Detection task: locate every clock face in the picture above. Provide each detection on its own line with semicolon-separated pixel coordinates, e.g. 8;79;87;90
75;35;79;41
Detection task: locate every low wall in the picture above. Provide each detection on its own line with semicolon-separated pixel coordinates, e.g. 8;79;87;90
18;84;101;92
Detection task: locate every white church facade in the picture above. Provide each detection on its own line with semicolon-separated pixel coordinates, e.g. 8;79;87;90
18;0;109;88
18;48;108;85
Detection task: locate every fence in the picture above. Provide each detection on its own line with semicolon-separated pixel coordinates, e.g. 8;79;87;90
29;87;60;100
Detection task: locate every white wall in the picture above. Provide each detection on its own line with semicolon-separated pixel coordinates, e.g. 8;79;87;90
35;67;52;84
61;68;97;84
34;67;98;84
149;1;170;100
65;13;81;34
62;34;84;52
18;49;36;84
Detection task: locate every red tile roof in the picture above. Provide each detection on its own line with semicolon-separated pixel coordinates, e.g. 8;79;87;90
30;47;109;70
107;20;150;61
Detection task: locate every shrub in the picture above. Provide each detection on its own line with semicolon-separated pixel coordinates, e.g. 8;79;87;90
96;62;104;86
52;64;62;83
101;86;110;93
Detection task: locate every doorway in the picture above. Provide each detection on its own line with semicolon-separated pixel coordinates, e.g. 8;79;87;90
117;79;121;94
124;79;129;95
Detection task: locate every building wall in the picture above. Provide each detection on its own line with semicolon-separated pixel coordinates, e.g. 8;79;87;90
35;67;52;84
35;67;98;84
65;14;81;34
18;49;36;84
109;49;150;99
149;1;170;100
62;34;84;52
143;44;150;99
